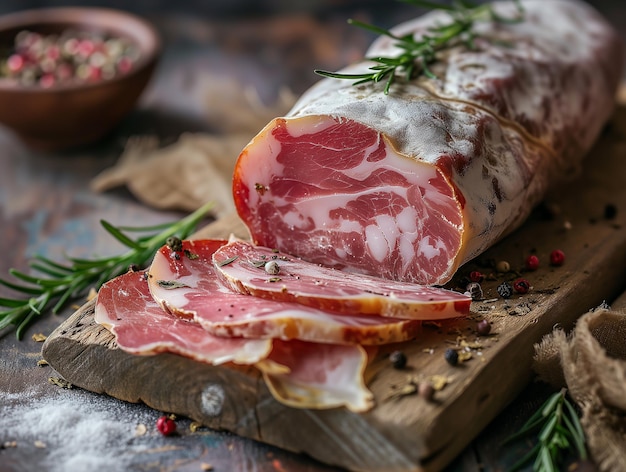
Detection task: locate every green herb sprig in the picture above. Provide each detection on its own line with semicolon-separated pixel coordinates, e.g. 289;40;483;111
315;0;524;94
0;201;213;339
504;388;588;472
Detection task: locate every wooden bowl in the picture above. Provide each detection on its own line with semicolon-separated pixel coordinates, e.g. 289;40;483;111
0;7;161;151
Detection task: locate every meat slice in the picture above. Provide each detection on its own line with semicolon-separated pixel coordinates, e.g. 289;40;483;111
258;340;374;412
147;239;422;345
232;0;623;285
94;269;272;365
213;238;470;319
94;269;374;412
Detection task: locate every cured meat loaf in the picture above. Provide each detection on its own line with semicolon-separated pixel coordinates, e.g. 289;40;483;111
233;0;624;285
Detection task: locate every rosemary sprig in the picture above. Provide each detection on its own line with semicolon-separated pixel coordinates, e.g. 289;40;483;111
314;0;524;94
0;201;213;339
504;388;588;472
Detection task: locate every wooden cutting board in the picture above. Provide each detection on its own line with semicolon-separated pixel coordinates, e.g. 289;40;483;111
43;97;626;472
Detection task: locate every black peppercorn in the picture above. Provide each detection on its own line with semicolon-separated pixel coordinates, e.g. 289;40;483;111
389;350;407;369
444;348;459;366
604;203;617;220
466;282;483;301
497;281;513;299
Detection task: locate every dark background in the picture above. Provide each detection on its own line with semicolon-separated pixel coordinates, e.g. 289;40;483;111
0;1;623;26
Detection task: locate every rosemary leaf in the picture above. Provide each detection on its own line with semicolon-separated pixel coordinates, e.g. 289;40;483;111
100;219;144;250
0;277;42;295
9;269;65;288
347;18;398;39
32;255;74;272
505;388;587;472
315;0;523;94
0;297;27;308
509;442;541;472
1;201;213;339
30;262;73;278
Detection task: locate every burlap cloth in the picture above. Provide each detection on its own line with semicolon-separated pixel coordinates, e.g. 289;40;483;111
90;81;296;219
533;303;626;472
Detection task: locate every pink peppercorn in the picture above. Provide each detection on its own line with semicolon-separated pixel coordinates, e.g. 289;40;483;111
77;39;95;58
550;249;565;266
525;254;539;271
469;271;484;283
156;416;176;436
39;73;55;88
117;56;133;74
513;278;531;294
6;54;24;73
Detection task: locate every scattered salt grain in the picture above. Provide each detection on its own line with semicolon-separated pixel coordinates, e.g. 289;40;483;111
0;385;169;472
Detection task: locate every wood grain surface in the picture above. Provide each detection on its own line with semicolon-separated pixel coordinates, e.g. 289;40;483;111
42;96;626;471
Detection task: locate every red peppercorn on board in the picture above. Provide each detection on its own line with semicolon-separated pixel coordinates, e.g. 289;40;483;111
42;89;626;471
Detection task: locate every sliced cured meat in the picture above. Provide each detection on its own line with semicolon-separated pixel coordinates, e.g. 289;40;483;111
94;269;272;365
258;340;374;412
232;0;623;285
213;238;470;319
94;269;374;412
148;239;422;345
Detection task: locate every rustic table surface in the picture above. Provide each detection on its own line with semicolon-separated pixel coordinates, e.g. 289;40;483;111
1;2;625;471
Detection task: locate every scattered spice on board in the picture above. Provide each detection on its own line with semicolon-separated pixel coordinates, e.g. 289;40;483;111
550;249;566;266
512;278;531;294
31;333;47;342
457;351;473;362
525;254;540;271
135;424;147;436
604;203;617;219
495;260;511;273
156;415;177;436
418;382;435;401
48;377;73;389
444;348;459;366
465;282;483;300
497;281;513;299
384;374;450;401
476;319;491;336
389;350;407;369
189;421;203;433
